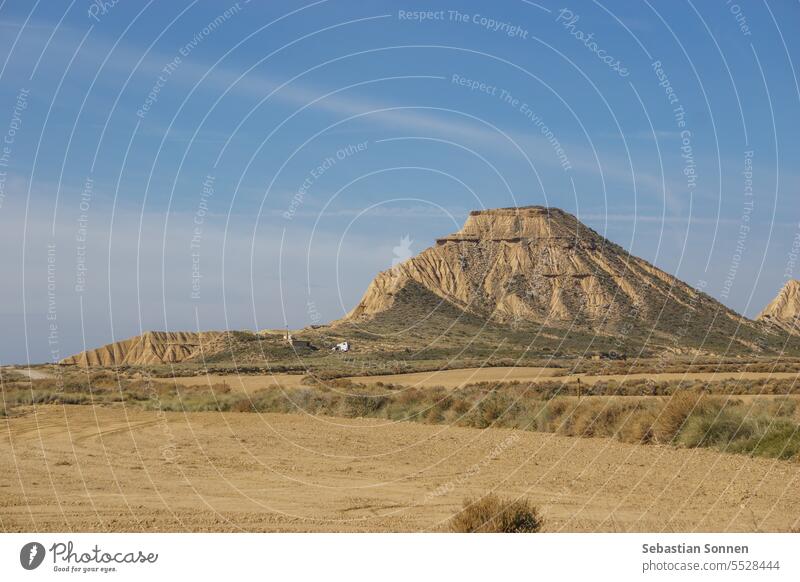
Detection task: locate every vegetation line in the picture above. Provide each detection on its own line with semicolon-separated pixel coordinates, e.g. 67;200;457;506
4;372;799;461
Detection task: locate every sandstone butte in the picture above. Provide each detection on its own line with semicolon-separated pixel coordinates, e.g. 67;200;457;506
346;206;732;326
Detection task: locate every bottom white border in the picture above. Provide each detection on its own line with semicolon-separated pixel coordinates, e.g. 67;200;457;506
2;533;798;581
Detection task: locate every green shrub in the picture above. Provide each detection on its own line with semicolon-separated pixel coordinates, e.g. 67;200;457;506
679;408;800;460
678;408;754;448
728;419;800;460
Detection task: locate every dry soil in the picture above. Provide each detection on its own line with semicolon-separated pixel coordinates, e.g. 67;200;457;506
1;405;798;532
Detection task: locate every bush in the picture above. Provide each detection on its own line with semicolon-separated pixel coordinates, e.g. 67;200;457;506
654;391;711;443
678;408;800;460
678;408;754;448
449;494;543;533
732;421;800;460
231;398;255;413
343;393;388;417
617;407;657;444
463;393;519;429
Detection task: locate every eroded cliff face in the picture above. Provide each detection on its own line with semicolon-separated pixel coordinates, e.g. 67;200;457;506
60;331;227;367
345;207;723;330
757;279;800;335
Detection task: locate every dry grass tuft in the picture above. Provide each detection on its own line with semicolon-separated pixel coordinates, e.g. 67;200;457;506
654;391;709;443
448;494;543;533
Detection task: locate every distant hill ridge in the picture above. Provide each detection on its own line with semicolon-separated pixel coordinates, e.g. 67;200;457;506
60;331;227;367
60;207;800;366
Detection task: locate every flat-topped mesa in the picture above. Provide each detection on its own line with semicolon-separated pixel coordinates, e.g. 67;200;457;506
436;206;594;244
345;205;722;327
341;205;800;356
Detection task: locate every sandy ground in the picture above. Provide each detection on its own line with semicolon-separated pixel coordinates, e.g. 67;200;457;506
1;405;798;532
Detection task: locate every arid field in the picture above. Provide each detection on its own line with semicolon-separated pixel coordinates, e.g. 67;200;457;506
165;367;800;392
344;368;800;389
170;372;308;393
343;366;562;388
2;404;799;532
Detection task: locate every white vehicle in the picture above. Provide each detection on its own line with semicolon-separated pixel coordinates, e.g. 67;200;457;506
332;341;350;352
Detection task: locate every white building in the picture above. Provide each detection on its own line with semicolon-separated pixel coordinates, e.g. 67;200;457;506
332;341;350;352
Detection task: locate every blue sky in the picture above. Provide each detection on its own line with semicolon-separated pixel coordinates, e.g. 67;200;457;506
0;0;798;364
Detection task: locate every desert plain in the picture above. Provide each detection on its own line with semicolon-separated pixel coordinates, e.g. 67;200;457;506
2;403;799;533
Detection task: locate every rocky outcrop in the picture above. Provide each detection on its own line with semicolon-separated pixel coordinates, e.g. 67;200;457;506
757;279;800;335
345;206;730;331
60;331;227;367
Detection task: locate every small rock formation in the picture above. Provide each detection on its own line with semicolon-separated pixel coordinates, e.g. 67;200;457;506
60;331;226;367
757;279;800;335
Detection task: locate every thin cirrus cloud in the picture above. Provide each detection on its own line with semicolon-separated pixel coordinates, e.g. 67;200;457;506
1;16;693;214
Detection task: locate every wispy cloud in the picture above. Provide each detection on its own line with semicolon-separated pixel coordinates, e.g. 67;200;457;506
6;18;685;205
